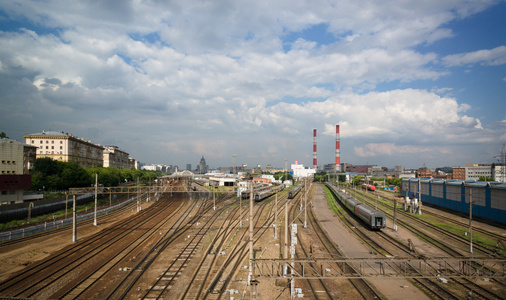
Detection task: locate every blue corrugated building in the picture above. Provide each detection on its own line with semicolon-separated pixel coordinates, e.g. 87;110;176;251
401;178;506;225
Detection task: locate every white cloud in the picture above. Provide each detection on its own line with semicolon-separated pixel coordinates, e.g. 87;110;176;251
442;46;506;67
0;0;504;168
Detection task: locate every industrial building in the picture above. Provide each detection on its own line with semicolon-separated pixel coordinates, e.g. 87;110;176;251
402;178;506;225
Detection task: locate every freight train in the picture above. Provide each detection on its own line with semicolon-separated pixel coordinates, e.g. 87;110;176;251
288;183;304;199
326;183;386;230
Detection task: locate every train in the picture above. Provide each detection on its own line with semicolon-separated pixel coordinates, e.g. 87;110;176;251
326;183;386;230
362;183;376;191
0;194;93;223
254;185;284;202
288;183;304;199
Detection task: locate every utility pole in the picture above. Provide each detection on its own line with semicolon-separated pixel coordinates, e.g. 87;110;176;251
285;159;288;182
137;177;141;212
418;178;422;215
304;178;307;228
274;193;278;239
393;198;398;231
469;188;473;254
249;181;258;299
284;202;288;275
65;193;68;219
240;187;243;228
72;194;76;242
94;173;98;226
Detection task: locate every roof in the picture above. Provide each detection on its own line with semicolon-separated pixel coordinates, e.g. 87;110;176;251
24;130;68;137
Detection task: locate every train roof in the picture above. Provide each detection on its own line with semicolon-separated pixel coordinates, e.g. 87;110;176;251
356;203;386;217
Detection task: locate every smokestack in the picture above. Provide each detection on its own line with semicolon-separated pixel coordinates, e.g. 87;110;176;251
336;125;341;172
313;128;317;171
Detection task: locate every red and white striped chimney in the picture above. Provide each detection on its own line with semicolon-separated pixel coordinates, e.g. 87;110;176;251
335;125;341;172
313;128;317;171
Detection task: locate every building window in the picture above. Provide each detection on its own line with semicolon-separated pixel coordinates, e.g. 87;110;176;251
31;140;34;143
51;146;54;149
51;140;54;144
60;141;63;144
46;140;48;144
60;146;62;150
46;146;48;149
40;140;43;144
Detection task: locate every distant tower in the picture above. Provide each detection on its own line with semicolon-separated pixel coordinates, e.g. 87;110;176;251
233;154;237;176
313;129;317;171
199;156;207;174
335;125;341;172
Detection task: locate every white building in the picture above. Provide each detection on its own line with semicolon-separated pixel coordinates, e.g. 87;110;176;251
291;161;315;178
465;165;492;181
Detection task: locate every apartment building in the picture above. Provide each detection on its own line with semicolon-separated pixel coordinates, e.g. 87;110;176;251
0;138;31;204
103;146;130;169
24;131;104;168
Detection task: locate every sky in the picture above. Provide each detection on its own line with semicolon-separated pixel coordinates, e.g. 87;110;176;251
0;0;505;170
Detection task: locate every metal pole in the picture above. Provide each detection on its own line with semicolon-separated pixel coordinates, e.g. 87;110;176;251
393;198;398;231
137;177;140;212
65;193;68;219
72;194;76;242
304;178;307;228
249;181;254;296
240;186;243;228
469;188;473;254
213;188;216;210
94;173;97;226
274;193;278;239
284;202;288;275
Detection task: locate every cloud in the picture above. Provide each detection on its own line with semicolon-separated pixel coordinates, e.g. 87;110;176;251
0;0;504;169
354;143;438;157
442;46;506;67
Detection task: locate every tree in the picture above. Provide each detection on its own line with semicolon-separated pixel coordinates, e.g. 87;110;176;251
0;132;8;139
61;162;92;188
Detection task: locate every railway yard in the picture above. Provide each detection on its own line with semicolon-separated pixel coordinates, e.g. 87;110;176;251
0;180;505;299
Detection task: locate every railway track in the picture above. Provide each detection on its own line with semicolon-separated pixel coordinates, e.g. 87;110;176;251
0;193;144;248
0;192;185;299
340;185;506;299
103;191;227;299
185;190;288;299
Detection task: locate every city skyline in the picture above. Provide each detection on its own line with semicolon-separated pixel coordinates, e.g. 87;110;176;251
1;1;505;169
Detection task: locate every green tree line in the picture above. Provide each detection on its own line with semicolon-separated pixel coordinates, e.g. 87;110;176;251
30;157;163;191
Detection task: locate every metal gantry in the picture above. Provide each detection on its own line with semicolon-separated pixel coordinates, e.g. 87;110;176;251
253;257;506;280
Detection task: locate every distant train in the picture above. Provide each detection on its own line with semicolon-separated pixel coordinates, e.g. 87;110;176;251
326;183;386;230
362;183;376;191
254;185;284;202
288;183;304;199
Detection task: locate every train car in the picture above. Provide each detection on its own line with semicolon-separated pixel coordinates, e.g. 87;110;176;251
355;204;386;229
326;183;386;230
288;184;303;199
254;185;284;202
362;183;376;191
